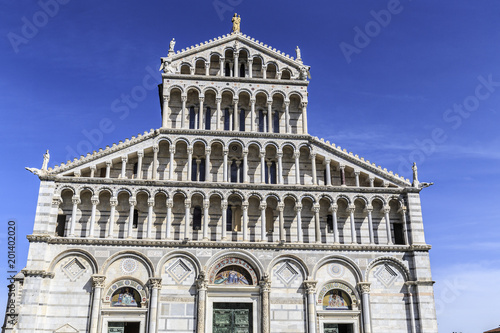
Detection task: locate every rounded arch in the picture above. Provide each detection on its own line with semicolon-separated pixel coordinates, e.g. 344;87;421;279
193;56;208;63
227;138;245;149
246;140;262;150
300;194;317;203
288;91;304;101
251;54;264;64
96;186;114;197
282;192;299;203
154;137;173;146
264;60;279;72
100;250;155;277
335;194;352;205
173;137;190;147
78;186;94;196
318;193;334;205
226;190;245;201
247;191;263;201
156;250;202;278
370;195;387;206
153;188;169;199
264;192;281;202
353;195;369;206
220;87;237;97
254;89;269;99
48;249;98;274
189;190;206;200
209;51;223;58
116;187;133;197
312;255;363;282
168;85;184;95
209;138;226;148
263;141;279;150
185;85;202;95
280;141;297;151
56;185;76;197
191;138;208;147
203;86;218;96
205;249;264;281
171;189;188;198
365;256;410;282
271;90;286;100
133;188;151;197
267;254;309;277
298;142;312;151
317;279;360;308
208;190;224;200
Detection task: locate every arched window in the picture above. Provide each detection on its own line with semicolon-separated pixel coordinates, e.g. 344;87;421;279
273;111;280;133
111;287;142;307
239;108;245;131
189;106;196;129
193;206;202;230
224;108;230;131
205;107;211;130
225;63;230;77
239;63;245;78
214;265;252;285
258;110;265;132
322;289;352;310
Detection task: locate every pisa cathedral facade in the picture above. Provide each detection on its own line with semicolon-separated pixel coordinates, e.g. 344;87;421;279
3;22;438;333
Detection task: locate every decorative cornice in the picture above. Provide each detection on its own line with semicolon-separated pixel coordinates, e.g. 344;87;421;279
21;269;54;278
161;73;309;87
26;234;432;252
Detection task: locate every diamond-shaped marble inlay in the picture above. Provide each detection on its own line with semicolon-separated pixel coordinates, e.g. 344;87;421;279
62;258;86;281
166;259;191;284
276;262;298;286
374;264;398;288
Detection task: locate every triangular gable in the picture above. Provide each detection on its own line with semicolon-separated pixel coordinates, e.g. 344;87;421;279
54;324;79;333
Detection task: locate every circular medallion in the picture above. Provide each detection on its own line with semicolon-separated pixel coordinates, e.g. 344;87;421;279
121;258;137;274
328;264;345;278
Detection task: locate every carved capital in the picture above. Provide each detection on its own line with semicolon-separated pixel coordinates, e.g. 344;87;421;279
259;202;267;211
250;98;256;104
153;146;159;153
166;199;173;208
187;146;193;155
106;161;112;167
148;198;155;207
216;97;222;104
137;151;144;158
312;203;320;213
284;100;290;107
91;275;106;288
329;204;338;213
199;96;205;103
294;151;300;159
121;156;128;162
276;151;283;159
259;273;271;292
203;199;210;209
347;205;356;213
196;272;208;290
310;152;317;159
184;199;191;208
382;206;390;214
303;280;317;294
294;203;303;212
72;196;81;205
365;205;373;213
110;197;118;207
52;196;62;206
90;165;97;171
277;203;284;212
242;200;249;209
358;282;371;294
221;200;228;210
148;277;162;290
181;95;187;102
129;198;137;206
91;196;100;206
205;148;211;155
301;102;308;108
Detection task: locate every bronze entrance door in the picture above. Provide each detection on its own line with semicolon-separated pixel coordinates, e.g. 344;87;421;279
213;302;252;333
108;322;140;333
324;323;353;333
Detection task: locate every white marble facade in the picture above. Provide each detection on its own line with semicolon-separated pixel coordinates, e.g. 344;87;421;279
2;27;438;333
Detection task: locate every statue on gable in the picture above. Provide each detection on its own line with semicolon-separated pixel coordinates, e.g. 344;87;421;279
42;150;50;170
169;38;176;52
231;13;241;33
296;46;302;61
412;162;434;189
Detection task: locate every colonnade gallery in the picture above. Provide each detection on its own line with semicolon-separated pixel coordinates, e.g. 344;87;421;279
3;16;438;333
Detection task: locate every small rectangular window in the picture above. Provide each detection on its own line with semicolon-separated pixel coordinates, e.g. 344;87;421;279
133;209;139;228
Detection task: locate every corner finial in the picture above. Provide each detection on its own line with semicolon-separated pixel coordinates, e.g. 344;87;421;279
296;46;302;62
412;162;419;187
231;13;241;34
168;38;176;56
42;150;50;171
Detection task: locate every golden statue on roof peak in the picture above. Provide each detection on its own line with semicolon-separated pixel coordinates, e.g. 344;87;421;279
232;13;241;34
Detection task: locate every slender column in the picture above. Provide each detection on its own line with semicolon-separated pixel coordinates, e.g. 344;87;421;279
89;275;106;333
88;196;99;238
180;95;187;128
301;102;308;134
262;65;267;79
196;159;201;181
400;206;409;245
234;99;239;131
235;160;241;182
69;196;80;237
203;200;210;240
405;282;417;333
148;278;162;333
216;98;221;130
331;204;339;243
277;151;283;184
204;62;210;76
168;146;175;180
234;54;239;77
304;281;317;333
127;198;136;238
325;159;331;186
219;58;224;76
223;149;228;182
262;111;268;132
294;151;301;185
383;206;393;244
313;203;321;243
196;274;208;333
221;200;228;240
267;101;273;133
355;170;360;187
260;275;271;333
205;149;211;182
105;161;112;178
152;146;159;180
278;203;285;242
137;151;144;180
107;197;117;238
242;200;249;241
366;206;374;244
243;149;248;183
248;59;253;78
120;156;127;179
90;165;96;178
166;199;173;239
162;95;169;128
284;100;290;133
311;153;317;185
184;199;191;240
187;146;193;181
260;151;266;184
348;205;356;244
340;165;346;186
266;161;272;184
295;203;303;242
198;97;205;129
229;110;233;131
146;198;154;239
260;202;267;241
369;177;375;187
250;98;256;132
358;283;372;333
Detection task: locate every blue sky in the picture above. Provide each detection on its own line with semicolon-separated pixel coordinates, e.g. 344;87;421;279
1;0;499;331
